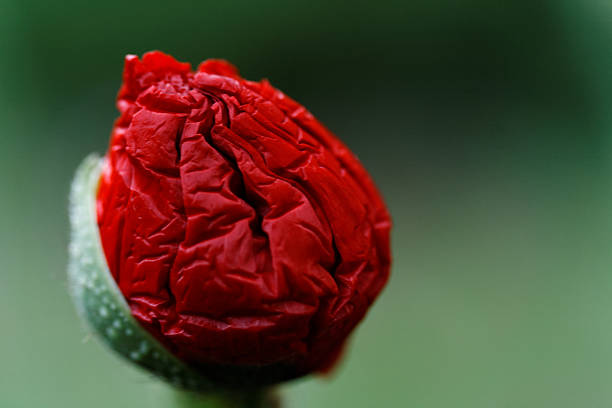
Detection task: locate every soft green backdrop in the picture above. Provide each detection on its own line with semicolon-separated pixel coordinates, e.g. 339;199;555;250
2;1;612;407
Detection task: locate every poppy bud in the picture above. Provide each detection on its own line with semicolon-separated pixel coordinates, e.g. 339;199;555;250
69;51;391;390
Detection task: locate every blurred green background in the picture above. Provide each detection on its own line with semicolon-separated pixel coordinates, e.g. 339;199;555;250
3;1;612;407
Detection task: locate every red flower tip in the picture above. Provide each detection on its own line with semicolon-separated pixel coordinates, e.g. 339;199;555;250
198;59;240;79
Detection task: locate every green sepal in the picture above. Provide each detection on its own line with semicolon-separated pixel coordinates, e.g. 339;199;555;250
67;154;213;391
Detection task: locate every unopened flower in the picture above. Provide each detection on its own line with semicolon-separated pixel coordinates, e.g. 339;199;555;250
69;51;391;390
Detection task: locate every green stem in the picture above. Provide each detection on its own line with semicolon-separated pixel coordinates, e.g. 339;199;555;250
173;388;279;408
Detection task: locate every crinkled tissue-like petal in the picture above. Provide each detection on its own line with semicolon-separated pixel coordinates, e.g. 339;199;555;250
97;51;391;384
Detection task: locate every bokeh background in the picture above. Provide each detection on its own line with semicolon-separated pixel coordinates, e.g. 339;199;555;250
3;1;612;407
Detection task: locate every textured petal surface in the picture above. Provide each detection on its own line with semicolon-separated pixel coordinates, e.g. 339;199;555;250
97;51;391;377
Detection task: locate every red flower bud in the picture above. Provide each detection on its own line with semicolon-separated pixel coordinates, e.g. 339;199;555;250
95;51;391;385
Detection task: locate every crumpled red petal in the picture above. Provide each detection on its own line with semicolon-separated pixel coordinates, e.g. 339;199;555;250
97;51;391;378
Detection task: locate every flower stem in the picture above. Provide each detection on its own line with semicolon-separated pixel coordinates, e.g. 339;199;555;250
172;388;279;408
